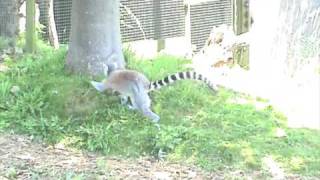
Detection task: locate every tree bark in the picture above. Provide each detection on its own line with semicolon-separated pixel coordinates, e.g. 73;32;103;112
47;0;59;49
0;0;18;42
66;0;125;76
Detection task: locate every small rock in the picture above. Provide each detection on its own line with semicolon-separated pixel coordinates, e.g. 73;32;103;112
52;90;59;95
54;142;65;149
275;128;287;138
0;64;9;72
187;170;197;178
10;85;20;94
16;153;35;160
153;171;172;180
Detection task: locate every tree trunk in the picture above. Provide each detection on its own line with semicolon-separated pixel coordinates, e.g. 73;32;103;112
268;0;320;77
66;0;125;76
0;0;18;42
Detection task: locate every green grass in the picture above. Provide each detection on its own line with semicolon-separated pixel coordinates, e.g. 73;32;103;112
0;44;319;177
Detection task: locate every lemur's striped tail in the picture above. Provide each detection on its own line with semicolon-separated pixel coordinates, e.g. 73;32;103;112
149;71;217;91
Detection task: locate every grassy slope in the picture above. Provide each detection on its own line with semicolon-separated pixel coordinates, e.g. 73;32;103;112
0;45;319;176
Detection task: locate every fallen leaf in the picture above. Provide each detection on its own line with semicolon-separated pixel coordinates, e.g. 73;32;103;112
0;63;9;72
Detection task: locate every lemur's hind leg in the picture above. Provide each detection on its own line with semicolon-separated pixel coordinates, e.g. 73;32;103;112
131;87;160;123
120;95;128;105
141;105;160;123
120;95;137;110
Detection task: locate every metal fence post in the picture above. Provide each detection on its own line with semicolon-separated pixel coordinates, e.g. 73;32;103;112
184;3;192;57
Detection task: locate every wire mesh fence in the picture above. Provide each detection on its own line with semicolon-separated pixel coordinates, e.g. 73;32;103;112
0;0;233;51
38;0;71;44
120;0;185;42
37;0;186;43
190;0;233;51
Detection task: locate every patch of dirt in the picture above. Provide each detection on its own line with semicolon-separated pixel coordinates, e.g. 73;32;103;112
0;133;313;179
0;133;216;179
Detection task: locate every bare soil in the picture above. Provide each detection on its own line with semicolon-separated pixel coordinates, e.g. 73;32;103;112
0;133;312;180
0;133;219;179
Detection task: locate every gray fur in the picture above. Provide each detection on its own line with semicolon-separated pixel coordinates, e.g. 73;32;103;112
130;81;159;122
91;81;107;92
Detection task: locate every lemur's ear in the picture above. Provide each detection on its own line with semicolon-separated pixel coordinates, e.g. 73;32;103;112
108;63;118;74
90;81;106;92
105;53;120;75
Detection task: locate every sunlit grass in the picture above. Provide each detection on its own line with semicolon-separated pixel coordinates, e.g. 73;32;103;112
0;43;319;177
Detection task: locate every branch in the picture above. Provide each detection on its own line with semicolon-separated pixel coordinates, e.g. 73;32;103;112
120;3;147;40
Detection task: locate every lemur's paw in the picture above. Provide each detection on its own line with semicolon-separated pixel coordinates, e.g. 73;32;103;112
151;115;160;123
127;104;137;110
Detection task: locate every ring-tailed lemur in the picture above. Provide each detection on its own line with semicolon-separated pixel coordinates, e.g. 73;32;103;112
91;70;217;123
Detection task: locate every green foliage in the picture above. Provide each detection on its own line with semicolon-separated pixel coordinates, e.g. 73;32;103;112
300;37;320;59
127;53;192;79
0;44;319;177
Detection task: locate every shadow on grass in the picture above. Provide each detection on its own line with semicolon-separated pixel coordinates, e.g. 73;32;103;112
0;47;319;176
